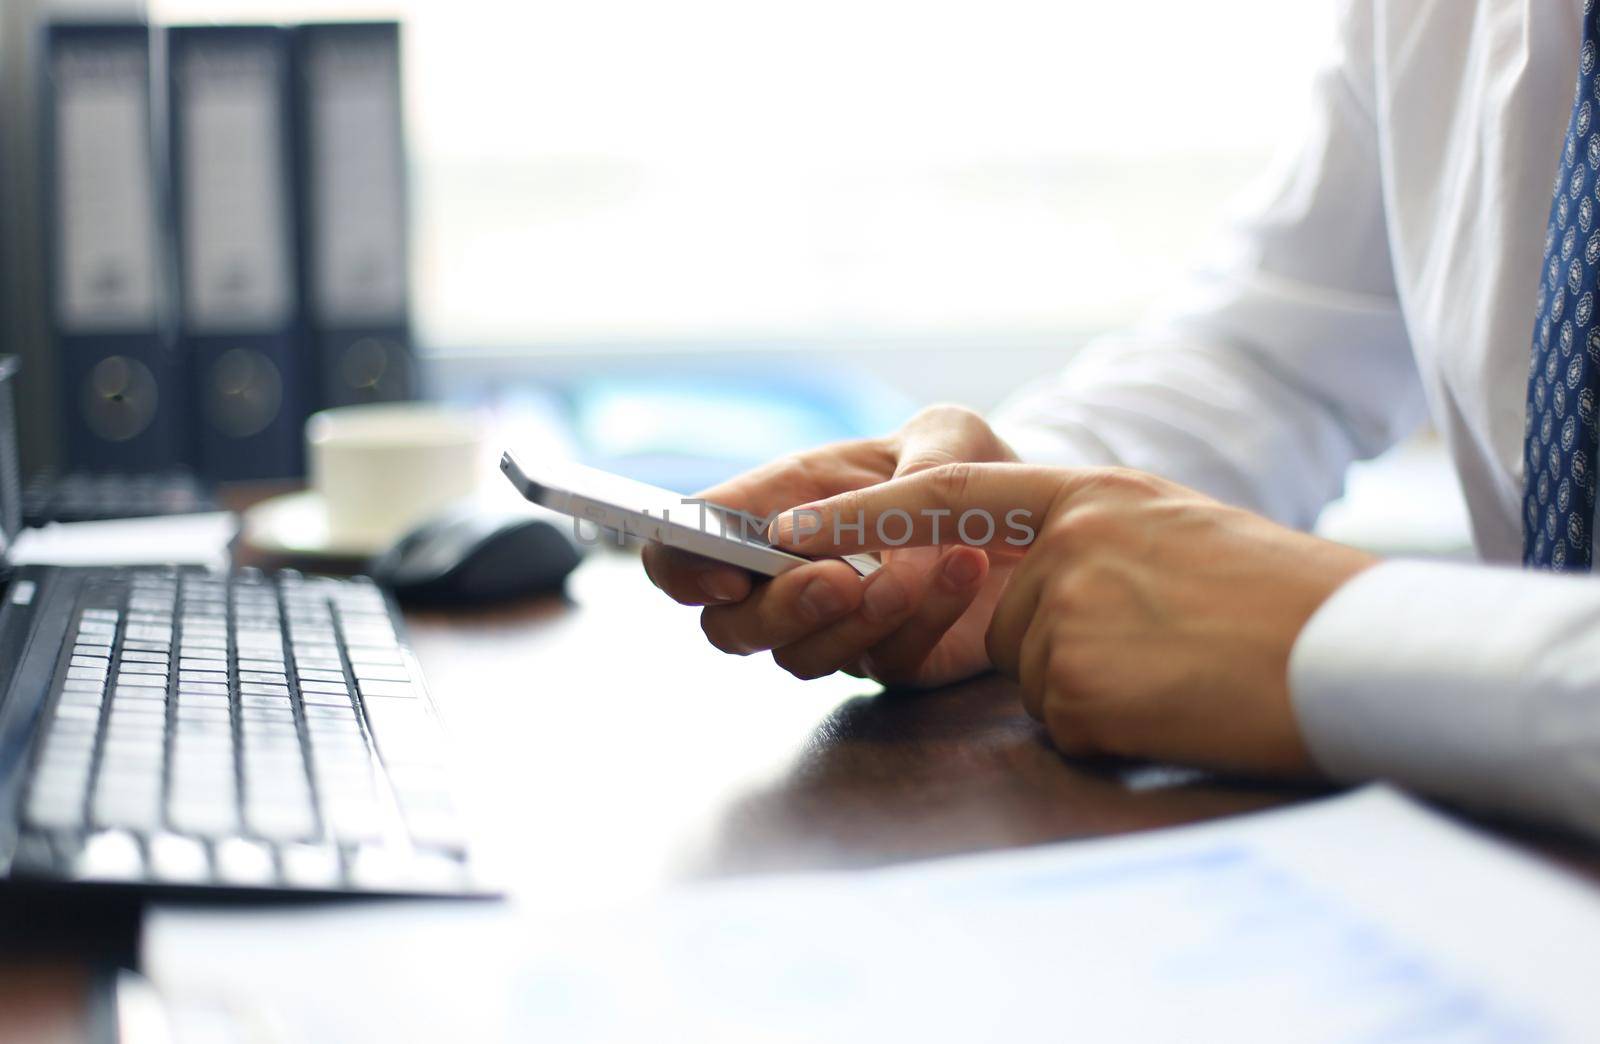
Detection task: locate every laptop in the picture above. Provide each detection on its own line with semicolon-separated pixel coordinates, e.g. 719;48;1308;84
0;358;488;896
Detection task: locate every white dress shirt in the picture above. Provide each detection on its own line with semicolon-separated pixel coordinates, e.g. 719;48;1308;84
989;0;1600;838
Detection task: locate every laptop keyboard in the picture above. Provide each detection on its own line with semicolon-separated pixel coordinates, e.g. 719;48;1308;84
16;568;479;893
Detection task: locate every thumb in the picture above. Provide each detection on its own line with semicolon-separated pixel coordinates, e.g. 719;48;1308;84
769;463;1078;555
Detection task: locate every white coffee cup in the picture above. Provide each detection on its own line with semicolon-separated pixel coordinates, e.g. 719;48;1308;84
307;403;483;550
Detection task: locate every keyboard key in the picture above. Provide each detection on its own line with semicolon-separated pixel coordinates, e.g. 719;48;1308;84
177;692;230;708
404;850;469;890
245;795;318;842
349;845;409;890
298;680;351;696
240;706;295;723
239;693;290;709
353;664;410;683
56;689;104;709
75;830;144;881
108;697;165;713
300;690;353;707
302;703;356;720
358;681;418;700
322;788;384;839
169;794;241;838
280;844;343;889
148;834;211;883
214;839;276;886
176;706;230;723
120;647;169;662
26;781;86;830
347;649;404;667
92;782;163;832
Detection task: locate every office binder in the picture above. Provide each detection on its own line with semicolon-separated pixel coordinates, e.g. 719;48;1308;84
41;23;187;473
169;25;304;481
293;22;414;409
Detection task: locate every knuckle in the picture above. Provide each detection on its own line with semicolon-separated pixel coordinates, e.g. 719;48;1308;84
1041;646;1124;755
908;402;965;426
1096;466;1168;498
1044;641;1097;704
897;406;1008;474
775;453;812;484
1046;502;1135;552
1040;563;1109;617
1041;698;1100;757
927;461;977;501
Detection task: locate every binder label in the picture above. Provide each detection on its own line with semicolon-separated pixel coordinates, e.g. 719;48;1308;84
53;41;162;333
307;32;408;324
178;42;295;333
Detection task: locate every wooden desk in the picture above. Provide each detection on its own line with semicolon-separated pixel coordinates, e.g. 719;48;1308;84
6;547;1599;1035
403;550;1326;911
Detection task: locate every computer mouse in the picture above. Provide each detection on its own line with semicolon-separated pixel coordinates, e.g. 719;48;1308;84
369;502;583;605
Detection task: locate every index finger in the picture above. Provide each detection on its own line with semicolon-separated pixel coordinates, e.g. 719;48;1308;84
696;438;896;519
769;462;1081;555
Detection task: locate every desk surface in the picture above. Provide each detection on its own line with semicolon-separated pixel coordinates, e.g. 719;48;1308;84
6;547;1600;1036
408;550;1318;906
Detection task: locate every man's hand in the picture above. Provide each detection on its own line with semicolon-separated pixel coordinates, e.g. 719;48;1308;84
640;406;1018;687
770;463;1378;774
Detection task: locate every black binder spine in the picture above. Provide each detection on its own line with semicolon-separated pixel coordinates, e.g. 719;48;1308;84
168;25;305;482
41;22;187;474
292;21;415;410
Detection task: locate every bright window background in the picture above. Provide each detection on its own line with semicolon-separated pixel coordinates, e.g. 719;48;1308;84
149;0;1337;352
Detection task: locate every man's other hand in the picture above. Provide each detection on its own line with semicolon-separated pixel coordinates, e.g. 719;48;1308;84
770;463;1377;775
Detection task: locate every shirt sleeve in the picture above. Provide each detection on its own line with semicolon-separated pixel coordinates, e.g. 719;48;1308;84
1290;560;1600;840
990;0;1427;530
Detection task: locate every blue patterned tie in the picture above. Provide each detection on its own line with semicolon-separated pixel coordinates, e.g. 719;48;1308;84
1526;16;1600;570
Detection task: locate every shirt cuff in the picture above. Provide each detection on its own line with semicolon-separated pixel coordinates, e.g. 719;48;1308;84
1288;559;1600;830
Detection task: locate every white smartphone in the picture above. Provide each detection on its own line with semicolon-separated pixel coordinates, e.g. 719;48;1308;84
500;451;880;578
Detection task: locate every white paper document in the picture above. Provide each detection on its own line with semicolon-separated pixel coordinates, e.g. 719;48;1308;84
8;512;236;570
143;786;1600;1042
